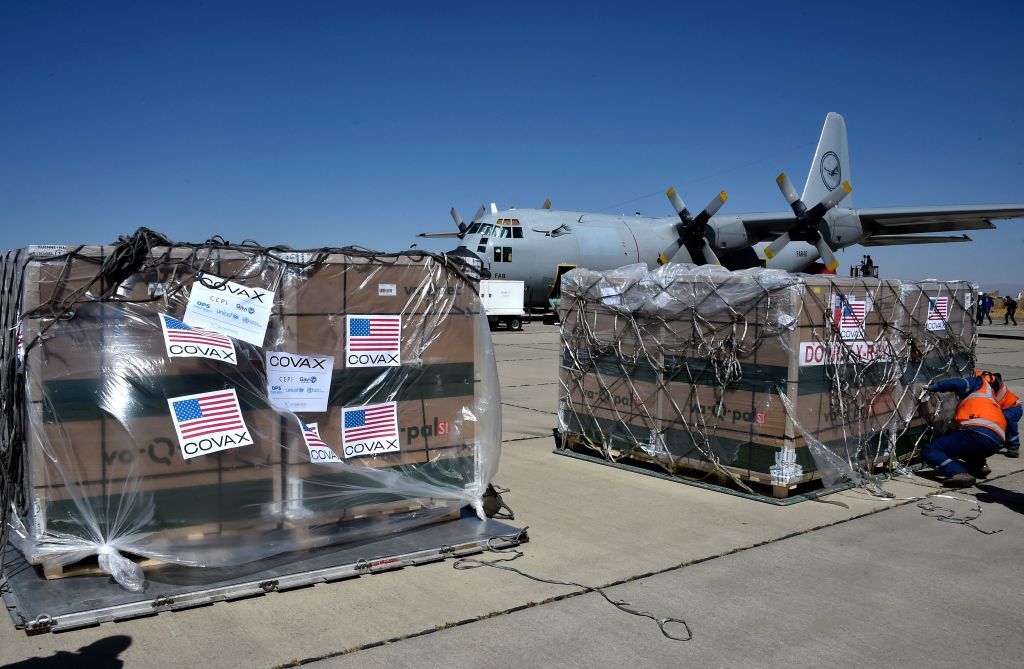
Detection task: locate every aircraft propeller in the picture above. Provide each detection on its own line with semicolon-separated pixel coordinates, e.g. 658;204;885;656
763;174;852;271
659;186;729;265
450;205;486;239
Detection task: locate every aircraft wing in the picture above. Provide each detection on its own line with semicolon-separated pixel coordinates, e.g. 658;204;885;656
730;204;1024;242
860;234;972;246
727;212;800;241
854;204;1024;235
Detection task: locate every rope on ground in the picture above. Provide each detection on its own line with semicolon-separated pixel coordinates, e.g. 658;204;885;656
454;528;693;642
917;497;1003;535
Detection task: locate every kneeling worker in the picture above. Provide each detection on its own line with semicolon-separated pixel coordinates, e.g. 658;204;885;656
923;371;1008;487
985;370;1022;458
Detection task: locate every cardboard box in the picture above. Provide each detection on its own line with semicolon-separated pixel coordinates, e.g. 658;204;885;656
8;243;491;573
558;270;967;493
18;246;287;552
274;252;484;520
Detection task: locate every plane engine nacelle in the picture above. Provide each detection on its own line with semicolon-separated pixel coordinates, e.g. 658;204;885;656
820;210;863;247
706;216;752;253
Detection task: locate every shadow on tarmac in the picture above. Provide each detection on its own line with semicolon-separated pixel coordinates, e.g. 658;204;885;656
0;635;132;668
975;482;1024;515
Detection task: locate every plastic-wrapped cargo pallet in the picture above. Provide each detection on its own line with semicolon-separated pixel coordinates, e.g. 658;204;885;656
556;263;975;499
0;228;500;590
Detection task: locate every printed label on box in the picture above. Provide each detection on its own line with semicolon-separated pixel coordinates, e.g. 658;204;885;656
167;389;253;460
798;340;894;366
27;245;71;257
183;273;274;347
160;313;237;364
274;251;314;264
378;283;397;297
300;421;342;463
770;447;803;485
265;352;334;412
32;496;44;539
342;402;400;458
345;315;401;368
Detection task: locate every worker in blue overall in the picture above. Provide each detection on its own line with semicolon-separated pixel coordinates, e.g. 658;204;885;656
922;371;1008;487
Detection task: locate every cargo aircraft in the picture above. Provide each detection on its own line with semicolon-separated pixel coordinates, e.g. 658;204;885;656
419;113;1024;309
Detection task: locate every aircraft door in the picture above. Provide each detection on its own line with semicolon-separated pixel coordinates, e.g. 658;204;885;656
548;264;577;303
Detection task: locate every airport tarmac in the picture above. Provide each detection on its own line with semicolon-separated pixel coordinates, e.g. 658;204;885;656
2;323;1023;668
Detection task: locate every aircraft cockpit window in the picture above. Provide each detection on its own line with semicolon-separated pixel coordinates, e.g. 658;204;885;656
503;247;512;262
477;245;487;253
493;247;501;262
467;223;482;234
496;227;510;238
512;227;523;239
479;224;494;236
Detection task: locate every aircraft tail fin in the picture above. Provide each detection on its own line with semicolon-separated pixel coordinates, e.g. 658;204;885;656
802;112;852;208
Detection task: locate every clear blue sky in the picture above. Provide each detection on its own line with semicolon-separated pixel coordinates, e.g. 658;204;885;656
2;2;1022;291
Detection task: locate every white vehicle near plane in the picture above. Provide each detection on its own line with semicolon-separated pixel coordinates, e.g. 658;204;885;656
420;113;1024;310
479;279;526;331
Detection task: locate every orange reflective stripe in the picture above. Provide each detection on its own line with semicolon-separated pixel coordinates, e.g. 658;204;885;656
955;378;1007;438
999;386;1020;410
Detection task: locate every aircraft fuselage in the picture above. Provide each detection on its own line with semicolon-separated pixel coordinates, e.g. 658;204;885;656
451;208;853;309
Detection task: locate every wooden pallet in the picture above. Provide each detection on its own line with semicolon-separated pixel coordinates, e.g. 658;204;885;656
559;431;909;499
28;498;464;580
37;553;167;581
282;498;462;549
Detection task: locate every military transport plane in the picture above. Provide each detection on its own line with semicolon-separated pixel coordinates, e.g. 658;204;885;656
419;113;1024;309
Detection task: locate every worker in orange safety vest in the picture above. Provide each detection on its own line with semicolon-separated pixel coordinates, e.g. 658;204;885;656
922;371;1009;487
976;370;1022;458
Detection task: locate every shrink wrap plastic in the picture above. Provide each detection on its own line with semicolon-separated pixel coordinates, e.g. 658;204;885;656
559;264;974;496
0;229;500;589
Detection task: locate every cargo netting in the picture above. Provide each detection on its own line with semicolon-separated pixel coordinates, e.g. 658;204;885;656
557;263;975;499
0;228;500;589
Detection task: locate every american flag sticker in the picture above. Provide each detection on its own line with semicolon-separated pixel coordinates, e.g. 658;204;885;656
927;297;949;331
345;315;401;368
300;421;341;463
341;402;400;458
167;389;252;459
160;313;237;364
833;294;867;340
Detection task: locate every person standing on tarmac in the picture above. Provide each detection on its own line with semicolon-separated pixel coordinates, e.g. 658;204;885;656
1003;295;1018;326
981;293;994;324
922;371;1008;487
976;293;986;325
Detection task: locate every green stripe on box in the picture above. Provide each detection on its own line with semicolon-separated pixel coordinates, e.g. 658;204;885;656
665;356;789;391
41;478;276;541
562;349;659;384
797;353;973;395
40;362;476;422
